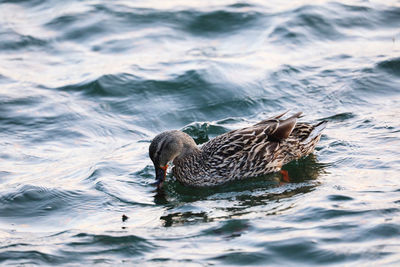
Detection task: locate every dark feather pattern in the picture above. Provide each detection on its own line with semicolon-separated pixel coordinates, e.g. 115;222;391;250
149;112;327;187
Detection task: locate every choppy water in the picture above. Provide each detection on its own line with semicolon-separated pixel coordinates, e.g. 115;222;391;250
1;0;400;265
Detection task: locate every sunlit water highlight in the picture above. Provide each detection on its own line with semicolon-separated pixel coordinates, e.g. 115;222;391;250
0;0;400;265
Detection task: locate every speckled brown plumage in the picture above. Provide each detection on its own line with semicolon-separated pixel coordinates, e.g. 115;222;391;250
149;112;327;188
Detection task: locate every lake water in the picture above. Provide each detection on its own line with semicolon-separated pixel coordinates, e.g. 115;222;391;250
1;0;400;265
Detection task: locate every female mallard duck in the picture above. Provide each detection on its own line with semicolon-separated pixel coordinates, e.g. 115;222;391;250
149;111;326;188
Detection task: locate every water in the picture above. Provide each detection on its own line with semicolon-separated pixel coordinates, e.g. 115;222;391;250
1;0;400;265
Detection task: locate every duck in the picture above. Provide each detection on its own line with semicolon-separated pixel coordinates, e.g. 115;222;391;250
149;111;326;188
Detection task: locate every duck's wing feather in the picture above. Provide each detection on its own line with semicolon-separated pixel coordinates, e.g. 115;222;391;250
200;113;302;177
202;112;302;155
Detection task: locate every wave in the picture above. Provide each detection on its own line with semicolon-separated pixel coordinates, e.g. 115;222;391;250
377;57;400;77
0;250;65;265
0;185;100;218
1;0;400;266
0;31;48;51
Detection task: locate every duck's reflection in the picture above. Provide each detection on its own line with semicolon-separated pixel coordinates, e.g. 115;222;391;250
160;211;209;227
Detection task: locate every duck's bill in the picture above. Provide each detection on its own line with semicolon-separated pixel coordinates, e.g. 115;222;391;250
155;167;166;189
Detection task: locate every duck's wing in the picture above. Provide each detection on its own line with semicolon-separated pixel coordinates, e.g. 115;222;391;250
200;113;301;174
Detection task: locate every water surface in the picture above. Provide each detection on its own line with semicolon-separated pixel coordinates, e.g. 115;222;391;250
1;0;400;265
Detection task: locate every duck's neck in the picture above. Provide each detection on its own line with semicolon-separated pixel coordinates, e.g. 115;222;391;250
171;141;204;186
173;143;201;164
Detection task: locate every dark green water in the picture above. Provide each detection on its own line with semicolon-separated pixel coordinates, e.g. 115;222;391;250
1;0;400;265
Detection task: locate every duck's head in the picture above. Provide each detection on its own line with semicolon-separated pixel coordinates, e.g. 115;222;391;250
149;130;198;189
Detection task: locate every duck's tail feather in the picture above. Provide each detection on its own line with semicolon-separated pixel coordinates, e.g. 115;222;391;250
257;111;303;126
301;121;327;144
271;110;289;120
269;110;304;120
270;115;294;140
287;111;303;120
268;112;303;140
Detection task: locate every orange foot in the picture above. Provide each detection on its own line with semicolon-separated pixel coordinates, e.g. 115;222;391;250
280;170;290;183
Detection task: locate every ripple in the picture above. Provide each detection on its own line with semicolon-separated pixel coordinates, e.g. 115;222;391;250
0;109;84;145
0;250;65;265
211;251;269;265
265;237;360;265
64;233;157;257
1;0;400;265
360;223;400;241
327;194;354;201
321;112;356;122
269;5;344;45
330;3;376;29
56;69;272;130
0;31;48;51
56;76;130;97
202;219;251;237
294;207;369;222
0;185;100;218
352;71;400;98
377;57;400;77
378;6;400;28
185;10;262;36
45;4;263;46
181;122;229;144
